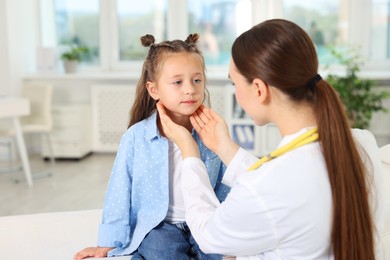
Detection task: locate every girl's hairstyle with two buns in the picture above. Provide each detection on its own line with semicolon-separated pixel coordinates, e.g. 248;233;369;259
129;33;207;127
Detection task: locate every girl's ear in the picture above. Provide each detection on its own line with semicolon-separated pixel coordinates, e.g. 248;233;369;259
252;78;270;104
146;81;159;100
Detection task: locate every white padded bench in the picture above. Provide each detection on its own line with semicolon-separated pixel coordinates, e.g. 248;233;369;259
0;209;127;260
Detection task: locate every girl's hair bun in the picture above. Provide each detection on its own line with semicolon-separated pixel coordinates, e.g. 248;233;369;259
185;33;199;45
141;34;155;47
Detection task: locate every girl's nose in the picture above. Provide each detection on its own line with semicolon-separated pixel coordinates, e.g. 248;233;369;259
184;82;196;94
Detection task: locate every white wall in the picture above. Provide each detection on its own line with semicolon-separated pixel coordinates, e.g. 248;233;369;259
0;0;37;96
0;0;11;96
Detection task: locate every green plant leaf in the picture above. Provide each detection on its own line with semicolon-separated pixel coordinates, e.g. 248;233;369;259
61;45;90;62
326;46;390;129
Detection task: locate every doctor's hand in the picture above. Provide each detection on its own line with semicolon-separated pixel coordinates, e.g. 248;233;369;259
190;105;239;166
156;102;200;159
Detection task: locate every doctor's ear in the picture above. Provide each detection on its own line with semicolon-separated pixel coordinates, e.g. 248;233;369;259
252;78;270;102
146;81;159;100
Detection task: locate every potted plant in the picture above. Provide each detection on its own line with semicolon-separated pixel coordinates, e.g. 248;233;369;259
60;45;89;73
326;46;389;129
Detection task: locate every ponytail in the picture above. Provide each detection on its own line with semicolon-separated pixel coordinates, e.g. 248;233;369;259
315;81;375;260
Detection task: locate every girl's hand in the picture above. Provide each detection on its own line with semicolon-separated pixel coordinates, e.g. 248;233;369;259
190;105;239;165
156;102;200;159
73;246;113;260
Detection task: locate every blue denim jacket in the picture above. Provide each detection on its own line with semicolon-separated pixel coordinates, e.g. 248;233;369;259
97;112;229;256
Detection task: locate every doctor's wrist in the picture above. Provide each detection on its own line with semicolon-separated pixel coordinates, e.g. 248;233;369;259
179;139;200;159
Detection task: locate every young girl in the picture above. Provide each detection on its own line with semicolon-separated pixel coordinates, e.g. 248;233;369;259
74;34;229;260
157;19;384;259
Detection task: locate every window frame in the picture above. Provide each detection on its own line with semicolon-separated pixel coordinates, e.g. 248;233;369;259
37;0;390;75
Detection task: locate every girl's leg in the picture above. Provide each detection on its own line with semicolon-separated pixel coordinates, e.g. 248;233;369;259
189;233;223;260
135;221;191;260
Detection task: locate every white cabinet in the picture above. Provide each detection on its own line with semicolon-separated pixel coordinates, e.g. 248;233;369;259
41;105;92;159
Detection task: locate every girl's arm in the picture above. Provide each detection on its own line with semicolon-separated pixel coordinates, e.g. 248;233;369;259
97;130;134;251
74;131;133;259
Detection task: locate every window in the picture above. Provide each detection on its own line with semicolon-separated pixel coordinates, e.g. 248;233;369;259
371;0;390;61
37;0;389;73
116;0;168;61
188;0;252;65
283;0;345;65
53;0;100;64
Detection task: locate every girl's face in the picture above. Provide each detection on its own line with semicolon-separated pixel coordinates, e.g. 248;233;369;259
147;53;205;122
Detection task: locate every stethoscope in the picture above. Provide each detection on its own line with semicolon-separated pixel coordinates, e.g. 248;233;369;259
247;128;319;171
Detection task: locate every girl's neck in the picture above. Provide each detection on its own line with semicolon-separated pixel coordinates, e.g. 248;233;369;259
171;115;192;132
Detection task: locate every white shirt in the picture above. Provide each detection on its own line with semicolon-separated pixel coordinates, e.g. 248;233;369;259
165;140;186;223
181;128;384;259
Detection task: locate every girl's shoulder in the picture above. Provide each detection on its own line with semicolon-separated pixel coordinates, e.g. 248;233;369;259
124;113;159;139
127;119;148;131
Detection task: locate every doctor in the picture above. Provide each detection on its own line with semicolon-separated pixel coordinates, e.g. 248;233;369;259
156;19;383;259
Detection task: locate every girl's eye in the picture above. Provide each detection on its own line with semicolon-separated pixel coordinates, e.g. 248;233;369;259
194;79;202;84
173;80;182;85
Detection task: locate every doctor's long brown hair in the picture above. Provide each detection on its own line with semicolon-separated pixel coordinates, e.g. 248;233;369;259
232;19;375;260
128;33;207;128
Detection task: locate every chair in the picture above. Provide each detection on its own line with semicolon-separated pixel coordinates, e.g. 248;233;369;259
0;137;17;173
381;144;390;259
0;83;55;180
